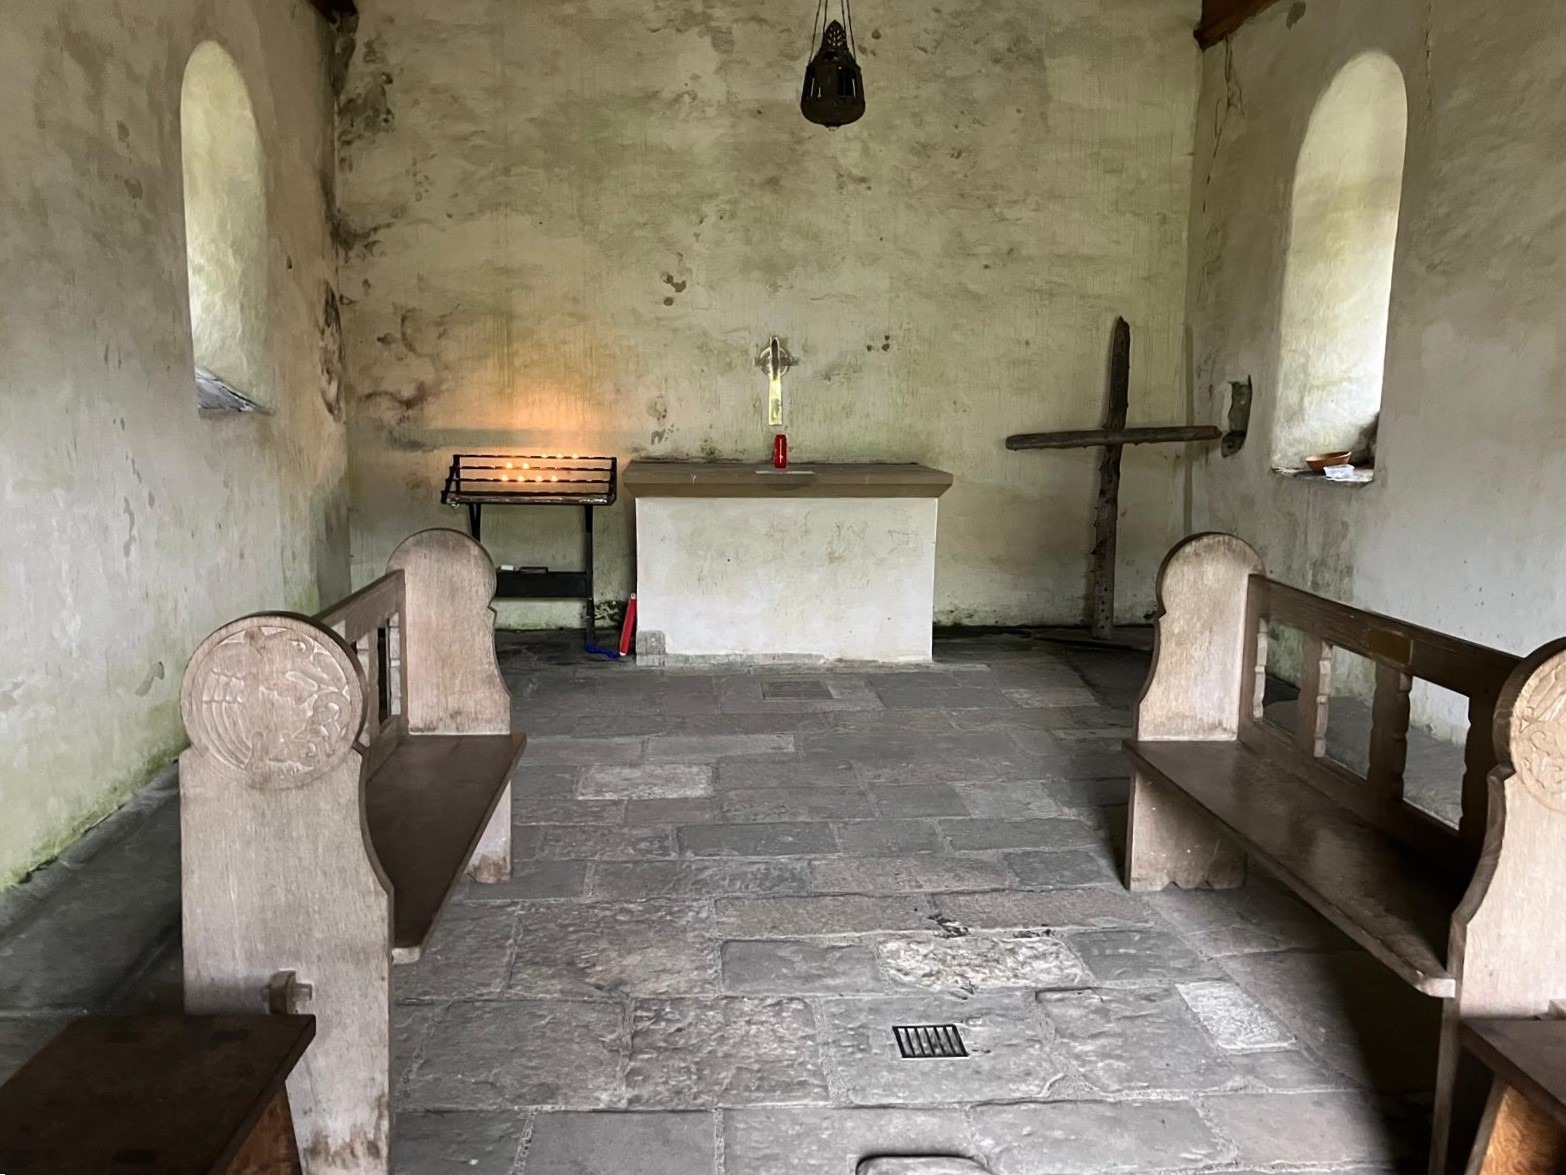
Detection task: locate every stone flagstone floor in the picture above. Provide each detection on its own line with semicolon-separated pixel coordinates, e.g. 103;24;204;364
0;632;1440;1173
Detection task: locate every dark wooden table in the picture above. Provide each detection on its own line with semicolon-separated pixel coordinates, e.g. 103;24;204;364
0;1013;314;1174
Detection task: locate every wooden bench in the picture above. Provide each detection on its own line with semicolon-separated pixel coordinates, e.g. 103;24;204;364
179;529;525;1174
1462;1019;1566;1174
1124;533;1566;1175
0;1013;314;1174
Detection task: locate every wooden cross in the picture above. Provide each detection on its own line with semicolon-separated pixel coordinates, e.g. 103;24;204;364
1006;317;1221;642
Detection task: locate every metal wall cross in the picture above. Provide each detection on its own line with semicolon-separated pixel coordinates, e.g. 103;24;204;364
1005;317;1221;642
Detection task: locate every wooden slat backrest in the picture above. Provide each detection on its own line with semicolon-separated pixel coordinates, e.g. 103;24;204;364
1239;575;1522;867
1254;579;1518;696
317;571;407;775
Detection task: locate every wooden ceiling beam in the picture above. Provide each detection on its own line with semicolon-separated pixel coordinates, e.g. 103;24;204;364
307;0;357;23
1195;0;1287;49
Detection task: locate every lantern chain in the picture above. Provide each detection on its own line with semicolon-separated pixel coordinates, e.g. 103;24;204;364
808;0;858;57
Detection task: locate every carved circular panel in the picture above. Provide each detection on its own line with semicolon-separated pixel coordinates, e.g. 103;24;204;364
1508;656;1566;814
182;618;365;790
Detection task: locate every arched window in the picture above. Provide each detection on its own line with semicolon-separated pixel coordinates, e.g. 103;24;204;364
1273;52;1407;475
181;42;270;412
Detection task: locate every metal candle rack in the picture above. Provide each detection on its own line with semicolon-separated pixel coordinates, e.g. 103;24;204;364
440;453;618;643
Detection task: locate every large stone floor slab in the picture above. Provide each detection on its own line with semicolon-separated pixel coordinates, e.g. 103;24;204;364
951;781;1066;820
724;1107;980;1174
870;783;971;818
518;823;675;860
818;993;1066;1105
624;997;828;1107
679;821;838;857
404;1000;626;1110
938;817;1099;852
397;902;518;1002
458;859;589;902
1005;850;1118;889
523;1110;716;1174
1038;986;1244;1094
720;786;876;823
876;932;1089;994
722;939;883;994
1219;947;1441;1092
1144;879;1355;956
970;1101;1232;1174
810;855;1014;894
590;859;810;899
506;900;718;997
1200;1091;1419;1167
836;819;947;855
714;894;940;937
395;1109;528;1174
1064;928;1220;985
933;889;1153;931
1175;979;1295;1051
579;763;714;798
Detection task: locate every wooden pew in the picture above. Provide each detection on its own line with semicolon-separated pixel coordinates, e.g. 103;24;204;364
179;529;524;1174
0;1013;315;1174
1124;533;1566;1175
1461;1019;1566;1175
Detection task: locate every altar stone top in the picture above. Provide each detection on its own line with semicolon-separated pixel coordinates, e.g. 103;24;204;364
623;461;953;499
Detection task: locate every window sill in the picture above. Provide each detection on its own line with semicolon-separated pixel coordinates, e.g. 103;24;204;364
1272;466;1375;487
195;368;268;415
199;405;273;419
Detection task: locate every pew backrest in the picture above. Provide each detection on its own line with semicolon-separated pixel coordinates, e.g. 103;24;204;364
1238;574;1520;870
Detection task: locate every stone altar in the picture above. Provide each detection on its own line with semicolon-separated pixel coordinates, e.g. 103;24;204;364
624;462;954;664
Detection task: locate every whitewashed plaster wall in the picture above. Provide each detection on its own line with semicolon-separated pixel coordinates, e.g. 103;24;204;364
0;1;349;885
338;0;1204;629
1187;0;1566;733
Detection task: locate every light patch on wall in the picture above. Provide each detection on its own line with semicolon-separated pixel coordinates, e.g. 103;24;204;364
1273;51;1407;473
181;42;272;410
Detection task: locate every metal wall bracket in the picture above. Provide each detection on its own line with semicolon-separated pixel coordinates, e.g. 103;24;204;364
1222;377;1253;457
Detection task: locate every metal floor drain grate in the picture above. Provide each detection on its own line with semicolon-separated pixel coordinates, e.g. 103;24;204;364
763;679;835;700
894;1024;968;1059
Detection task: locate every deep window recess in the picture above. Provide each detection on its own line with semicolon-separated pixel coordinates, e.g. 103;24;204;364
181;42;271;414
1273;52;1408;481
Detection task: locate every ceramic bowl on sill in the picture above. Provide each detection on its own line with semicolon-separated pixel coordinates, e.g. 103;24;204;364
1304;451;1353;473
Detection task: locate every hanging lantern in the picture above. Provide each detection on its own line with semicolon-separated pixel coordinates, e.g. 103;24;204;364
801;1;865;129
